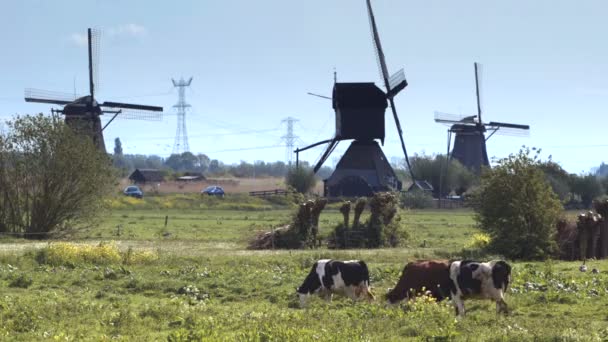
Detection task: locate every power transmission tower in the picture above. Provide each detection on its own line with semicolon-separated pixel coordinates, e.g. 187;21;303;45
171;77;193;155
281;117;299;165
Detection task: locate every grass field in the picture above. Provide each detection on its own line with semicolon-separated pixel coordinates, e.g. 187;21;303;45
0;195;607;341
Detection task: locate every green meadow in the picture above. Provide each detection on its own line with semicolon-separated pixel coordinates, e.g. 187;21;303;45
0;195;606;341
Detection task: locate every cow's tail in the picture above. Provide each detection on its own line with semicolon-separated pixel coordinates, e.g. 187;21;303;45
366;285;376;301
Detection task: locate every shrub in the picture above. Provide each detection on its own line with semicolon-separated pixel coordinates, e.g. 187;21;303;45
464;233;491;250
8;274;33;288
285;167;317;194
36;242;159;266
38;242;122;266
0;114;115;238
471;147;563;260
400;190;434;209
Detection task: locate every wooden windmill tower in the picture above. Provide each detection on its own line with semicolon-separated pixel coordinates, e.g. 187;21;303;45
435;63;530;174
296;0;414;197
25;28;163;153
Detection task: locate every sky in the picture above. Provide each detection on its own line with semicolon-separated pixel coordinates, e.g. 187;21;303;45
0;0;607;174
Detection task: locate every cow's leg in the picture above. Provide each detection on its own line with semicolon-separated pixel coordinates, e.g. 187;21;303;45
452;295;465;316
344;286;357;301
320;289;332;302
496;298;508;314
298;293;309;308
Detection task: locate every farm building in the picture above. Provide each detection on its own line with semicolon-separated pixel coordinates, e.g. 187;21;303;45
128;169;165;184
176;172;206;182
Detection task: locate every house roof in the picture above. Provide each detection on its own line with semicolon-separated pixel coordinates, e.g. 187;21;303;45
408;180;434;192
129;169;164;182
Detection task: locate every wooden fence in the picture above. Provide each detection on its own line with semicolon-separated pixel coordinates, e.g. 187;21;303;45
249;189;290;197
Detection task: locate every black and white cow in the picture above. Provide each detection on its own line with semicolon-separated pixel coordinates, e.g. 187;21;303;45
296;259;375;307
449;260;511;316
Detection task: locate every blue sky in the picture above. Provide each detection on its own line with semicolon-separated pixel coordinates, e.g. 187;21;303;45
0;0;607;174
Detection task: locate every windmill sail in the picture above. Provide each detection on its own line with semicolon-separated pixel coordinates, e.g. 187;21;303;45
366;0;415;180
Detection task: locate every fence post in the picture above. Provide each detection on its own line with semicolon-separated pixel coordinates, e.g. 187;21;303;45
271;227;275;250
164;215;169;228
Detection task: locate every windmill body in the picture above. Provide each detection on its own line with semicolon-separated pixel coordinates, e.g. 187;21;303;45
25;28;163;153
450;124;489;174
295;0;413;197
323;82;400;197
63;96;106;151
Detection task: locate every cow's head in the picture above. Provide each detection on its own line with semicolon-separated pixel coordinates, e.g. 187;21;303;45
491;260;512;292
354;285;375;301
296;287;310;308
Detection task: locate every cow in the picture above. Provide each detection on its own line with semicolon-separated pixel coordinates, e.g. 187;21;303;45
385;260;452;305
449;260;512;316
296;259;375;307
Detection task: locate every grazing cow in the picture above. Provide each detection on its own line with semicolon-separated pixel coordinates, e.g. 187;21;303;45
449;260;512;316
296;259;375;307
386;260;452;304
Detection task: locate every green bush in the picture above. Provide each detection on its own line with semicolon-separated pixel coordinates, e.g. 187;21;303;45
285;167;317;194
471;147;563;260
400;190;434;209
8;274;33;289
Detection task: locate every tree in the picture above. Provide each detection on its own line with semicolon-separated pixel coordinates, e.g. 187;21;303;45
539;160;572;202
196;153;210;172
286;166;317;194
113;137;123;156
0;114;115;238
571;173;604;208
409;154;477;197
471;147;562;259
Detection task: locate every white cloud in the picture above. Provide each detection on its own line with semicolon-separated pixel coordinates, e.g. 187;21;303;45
68;24;147;46
107;23;148;38
69;33;88;47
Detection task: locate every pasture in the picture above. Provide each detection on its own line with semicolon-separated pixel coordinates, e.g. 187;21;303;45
0;195;607;341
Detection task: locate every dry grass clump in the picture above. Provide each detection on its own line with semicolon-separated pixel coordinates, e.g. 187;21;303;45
329;192;407;249
248;198;327;249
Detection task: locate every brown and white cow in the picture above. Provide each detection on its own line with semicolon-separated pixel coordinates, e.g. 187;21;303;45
296;259;375;307
386;260;452;304
448;260;512;316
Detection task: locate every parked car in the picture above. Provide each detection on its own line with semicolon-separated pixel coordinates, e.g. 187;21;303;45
201;185;225;197
123;185;143;199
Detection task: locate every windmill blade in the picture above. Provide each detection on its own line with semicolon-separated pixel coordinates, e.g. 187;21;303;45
491;127;531;137
474;62;483;123
366;0;415;181
101;101;163;112
24;88;78;105
434;111;476;124
102;108;163;121
487;121;530;130
386;69;407;98
88;28;101;97
366;0;390;85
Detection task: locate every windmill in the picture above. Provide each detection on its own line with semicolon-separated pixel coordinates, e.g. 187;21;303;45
435;62;530;175
295;0;413;197
24;28;163;153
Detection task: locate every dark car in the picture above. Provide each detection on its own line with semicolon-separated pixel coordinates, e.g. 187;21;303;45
123;185;143;199
201;185;225;197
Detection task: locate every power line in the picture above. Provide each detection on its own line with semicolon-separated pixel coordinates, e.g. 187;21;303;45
208;145;285;153
123;128;281;141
